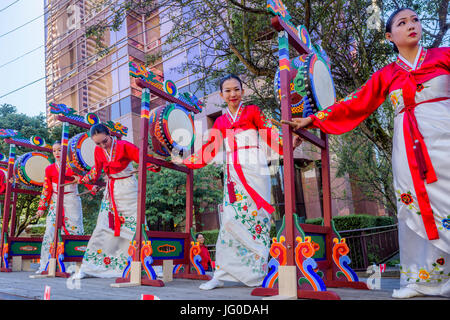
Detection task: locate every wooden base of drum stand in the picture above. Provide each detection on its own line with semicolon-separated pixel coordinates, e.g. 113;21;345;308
252;266;341;301
173;273;211;280
324;280;370;290
29;258;71;278
111;261;165;288
253;288;341;300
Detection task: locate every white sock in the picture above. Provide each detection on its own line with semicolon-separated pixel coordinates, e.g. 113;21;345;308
392;287;424;299
199;278;224;290
73;271;85;280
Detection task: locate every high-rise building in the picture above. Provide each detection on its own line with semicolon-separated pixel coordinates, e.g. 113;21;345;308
44;0;223;143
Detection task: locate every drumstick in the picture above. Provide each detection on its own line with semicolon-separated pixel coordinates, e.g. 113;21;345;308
129;166;159;175
60;180;78;187
78;187;105;196
270;118;301;136
280;119;299;128
270;118;282;127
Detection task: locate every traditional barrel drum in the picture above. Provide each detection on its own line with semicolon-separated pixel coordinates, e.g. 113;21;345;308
148;103;195;158
68;132;96;176
274;52;336;117
14;152;51;187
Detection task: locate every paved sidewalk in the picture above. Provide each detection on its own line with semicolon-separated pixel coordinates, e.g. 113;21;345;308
0;269;447;300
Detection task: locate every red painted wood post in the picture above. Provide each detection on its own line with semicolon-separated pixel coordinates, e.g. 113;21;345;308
0;144;15;270
9;192;18;237
51;122;70;261
320;131;334;279
185;169;194;235
278;30;296;265
135;87;152;263
185;168;194;275
321;132;332;227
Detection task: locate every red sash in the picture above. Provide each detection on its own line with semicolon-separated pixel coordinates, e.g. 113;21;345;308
107;175;132;237
400;73;449;240
226;138;275;214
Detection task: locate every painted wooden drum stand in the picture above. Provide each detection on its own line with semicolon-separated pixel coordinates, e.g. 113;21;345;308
0;135;52;272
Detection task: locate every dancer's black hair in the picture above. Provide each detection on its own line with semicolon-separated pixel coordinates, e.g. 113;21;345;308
386;7;417;54
90;123;110;137
219;74;243;92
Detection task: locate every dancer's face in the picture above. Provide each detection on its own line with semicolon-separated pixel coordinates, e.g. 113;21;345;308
220;78;244;110
386;9;422;50
52;143;61;162
196;234;205;245
92;133;112;150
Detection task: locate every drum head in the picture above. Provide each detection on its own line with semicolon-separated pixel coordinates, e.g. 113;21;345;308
166;107;194;149
23;153;51;186
309;55;336;111
79;134;96;169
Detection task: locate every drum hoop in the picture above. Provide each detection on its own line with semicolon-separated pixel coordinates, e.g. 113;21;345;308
76;133;93;170
68;133;82;174
149;107;170;157
307;54;336;111
16;152;49;186
68;132;93;174
160;104;195;153
15;157;29;186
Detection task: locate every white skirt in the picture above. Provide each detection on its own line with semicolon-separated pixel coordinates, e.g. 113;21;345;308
79;166;138;278
37;184;84;272
213;131;272;287
391;75;450;297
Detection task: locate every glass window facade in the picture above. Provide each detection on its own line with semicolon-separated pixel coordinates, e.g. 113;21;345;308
45;2;224;130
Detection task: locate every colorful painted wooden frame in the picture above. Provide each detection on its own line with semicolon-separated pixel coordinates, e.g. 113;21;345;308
250;0;369;300
129;61;204;113
49;103;128;136
0;135;50;272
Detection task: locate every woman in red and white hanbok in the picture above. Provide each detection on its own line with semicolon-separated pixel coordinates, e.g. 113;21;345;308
291;9;449;298
182;75;300;290
35;142;84;273
74;124;159;278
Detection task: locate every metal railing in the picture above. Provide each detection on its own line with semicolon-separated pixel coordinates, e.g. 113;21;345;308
339;224;399;271
204;224;399;272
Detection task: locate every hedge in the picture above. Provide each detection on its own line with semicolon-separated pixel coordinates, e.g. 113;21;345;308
199;214;396;246
305;214;396;231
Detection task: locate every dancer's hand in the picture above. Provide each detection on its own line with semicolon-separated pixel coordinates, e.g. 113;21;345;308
72;175;81;184
281;117;313;131
293;135;303;150
33;210;44;220
147;163;161;172
171;156;184;166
